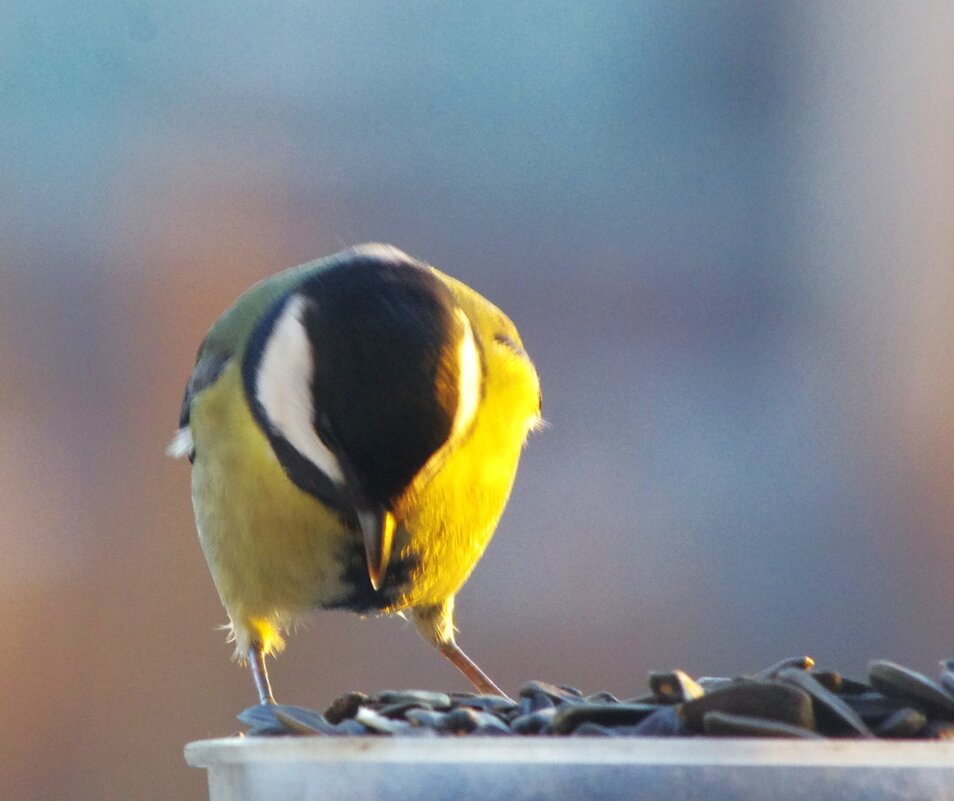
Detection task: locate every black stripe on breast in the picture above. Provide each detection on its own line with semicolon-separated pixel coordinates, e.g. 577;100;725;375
323;539;420;613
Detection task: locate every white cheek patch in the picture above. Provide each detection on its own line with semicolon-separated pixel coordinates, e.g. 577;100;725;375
256;294;345;485
451;308;481;439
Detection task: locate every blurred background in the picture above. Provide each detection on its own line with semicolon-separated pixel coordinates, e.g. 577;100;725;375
1;1;952;798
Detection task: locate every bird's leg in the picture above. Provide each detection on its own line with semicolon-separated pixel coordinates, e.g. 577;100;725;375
412;597;511;699
438;641;507;697
248;642;276;705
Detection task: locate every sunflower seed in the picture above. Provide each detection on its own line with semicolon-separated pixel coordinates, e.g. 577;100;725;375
324;691;368;724
702;711;823;739
444;707;481;734
272;705;339;735
404;708;448;729
378;690;452;709
680;680;814;732
521;692;557;714
238;704;283;729
875;707;928;738
471;712;512;734
378;701;423;719
649;669;704;702
584;691;621;704
518;681;584;704
355;706;411;734
868;660;954;717
777;668;871;737
548;703;659;735
457;694;519;714
510;708;557;734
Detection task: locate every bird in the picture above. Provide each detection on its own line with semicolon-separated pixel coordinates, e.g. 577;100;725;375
169;244;541;704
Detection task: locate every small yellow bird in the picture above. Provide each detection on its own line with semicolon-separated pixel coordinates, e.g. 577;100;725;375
170;244;541;703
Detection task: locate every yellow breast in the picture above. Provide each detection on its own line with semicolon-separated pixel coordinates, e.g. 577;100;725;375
393;331;540;608
190;359;355;656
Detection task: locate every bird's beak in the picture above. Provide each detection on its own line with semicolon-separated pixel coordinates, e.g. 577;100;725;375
357;509;396;591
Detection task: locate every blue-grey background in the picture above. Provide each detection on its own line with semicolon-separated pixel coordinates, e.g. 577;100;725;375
1;2;952;799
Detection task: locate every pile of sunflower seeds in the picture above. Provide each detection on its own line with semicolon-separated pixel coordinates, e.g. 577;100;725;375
239;657;954;740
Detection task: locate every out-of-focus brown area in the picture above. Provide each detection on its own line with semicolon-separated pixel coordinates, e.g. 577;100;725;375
1;3;952;799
